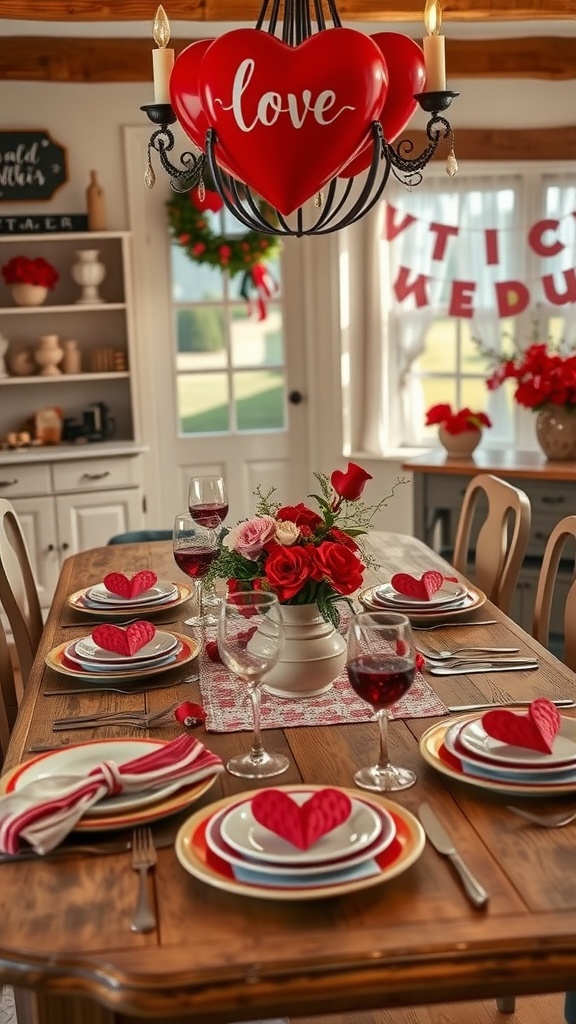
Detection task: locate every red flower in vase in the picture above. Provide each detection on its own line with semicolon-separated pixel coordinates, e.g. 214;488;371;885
1;256;59;290
425;403;492;435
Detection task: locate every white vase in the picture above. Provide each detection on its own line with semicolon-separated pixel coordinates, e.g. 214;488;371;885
10;283;48;307
254;603;347;700
34;334;64;376
71;249;106;304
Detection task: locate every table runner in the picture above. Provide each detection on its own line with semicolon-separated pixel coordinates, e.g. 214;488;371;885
197;625;447;733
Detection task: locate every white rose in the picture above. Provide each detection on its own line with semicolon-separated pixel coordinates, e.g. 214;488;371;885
274;521;300;546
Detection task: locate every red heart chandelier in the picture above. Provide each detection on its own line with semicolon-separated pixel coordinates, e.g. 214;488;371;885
141;0;458;237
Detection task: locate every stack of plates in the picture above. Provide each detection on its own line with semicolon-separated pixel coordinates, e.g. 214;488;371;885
0;739;219;832
420;711;576;796
66;580;193;617
360;580;486;623
175;785;425;900
46;630;198;682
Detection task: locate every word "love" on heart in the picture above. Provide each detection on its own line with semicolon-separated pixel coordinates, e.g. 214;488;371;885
482;697;561;754
251;788;352;850
103;570;158;599
91;621;157;657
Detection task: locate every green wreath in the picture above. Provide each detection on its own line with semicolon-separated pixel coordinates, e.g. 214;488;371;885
166;188;281;280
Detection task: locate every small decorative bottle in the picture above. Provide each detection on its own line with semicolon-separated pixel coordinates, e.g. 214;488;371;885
62;339;82;375
86;170;107;231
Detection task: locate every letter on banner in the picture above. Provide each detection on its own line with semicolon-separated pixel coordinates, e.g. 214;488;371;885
383;203;416;242
393;266;430;307
449;280;476;318
528;219;564;257
542;270;576;305
495;280;530;318
429;222;458;261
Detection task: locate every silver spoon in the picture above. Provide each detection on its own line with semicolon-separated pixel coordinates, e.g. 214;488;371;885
416;644;520;660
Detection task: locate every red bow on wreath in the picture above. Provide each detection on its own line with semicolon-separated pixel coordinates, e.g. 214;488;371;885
239;264;279;321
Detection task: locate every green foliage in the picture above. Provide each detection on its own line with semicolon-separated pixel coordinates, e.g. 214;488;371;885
177;307;223;353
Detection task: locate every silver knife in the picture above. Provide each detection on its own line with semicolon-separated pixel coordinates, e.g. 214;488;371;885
429;662;539;676
447;699;574;712
418;802;489;909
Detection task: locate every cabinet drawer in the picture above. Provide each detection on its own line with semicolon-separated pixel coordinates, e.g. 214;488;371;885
51;457;138;492
0;463;51;497
426;475;468;510
522;480;576;515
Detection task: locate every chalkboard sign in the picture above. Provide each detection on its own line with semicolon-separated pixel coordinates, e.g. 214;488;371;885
0;214;88;235
0;130;68;202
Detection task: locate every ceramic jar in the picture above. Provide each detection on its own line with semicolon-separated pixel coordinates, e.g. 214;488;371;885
62;339;82;375
10;283;48;307
35;334;64;376
439;426;482;459
71;249;106;304
535;406;576;461
252;603;347;700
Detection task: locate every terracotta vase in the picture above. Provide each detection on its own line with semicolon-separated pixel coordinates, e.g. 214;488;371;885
535;406;576;461
438;426;482;459
34;334;64;376
10;283;48;307
252;603;347;700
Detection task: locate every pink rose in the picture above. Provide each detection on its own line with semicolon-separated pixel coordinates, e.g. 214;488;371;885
223;515;276;561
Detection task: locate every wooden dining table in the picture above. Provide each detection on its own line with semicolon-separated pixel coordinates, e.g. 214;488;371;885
2;533;576;1024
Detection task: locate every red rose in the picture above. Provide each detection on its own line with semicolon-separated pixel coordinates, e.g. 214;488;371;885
330;463;372;502
264;545;313;602
310;541;365;596
328;526;360;552
277;503;323;531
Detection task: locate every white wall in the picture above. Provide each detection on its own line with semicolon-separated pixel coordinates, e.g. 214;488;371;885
0;70;573;537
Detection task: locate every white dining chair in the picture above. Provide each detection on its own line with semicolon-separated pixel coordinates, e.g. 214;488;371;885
0;498;43;684
452;473;531;615
0;612;19;766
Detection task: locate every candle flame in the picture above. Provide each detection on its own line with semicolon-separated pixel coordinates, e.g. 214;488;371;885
424;0;443;36
153;5;171;48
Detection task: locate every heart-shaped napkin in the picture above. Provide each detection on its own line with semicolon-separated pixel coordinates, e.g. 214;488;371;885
391;570;445;600
251;788;352;850
91;621;157;657
482;697;561;754
103;570;158;599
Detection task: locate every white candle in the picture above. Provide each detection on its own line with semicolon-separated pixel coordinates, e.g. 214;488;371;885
423;0;446;92
152;5;175;105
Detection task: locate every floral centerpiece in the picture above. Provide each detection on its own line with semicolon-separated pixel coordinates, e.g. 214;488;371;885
209;463;400;627
1;256;59;290
425;403;492;434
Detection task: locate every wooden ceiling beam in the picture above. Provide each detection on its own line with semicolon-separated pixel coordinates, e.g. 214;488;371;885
416;125;576;161
0;35;574;82
1;0;575;21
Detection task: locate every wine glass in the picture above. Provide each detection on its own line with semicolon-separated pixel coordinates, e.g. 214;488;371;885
346;610;417;792
188;475;228;613
218;591;289;779
172;513;218;628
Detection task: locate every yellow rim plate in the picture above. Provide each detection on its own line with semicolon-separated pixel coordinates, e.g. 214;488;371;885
359;585;486;624
175;784;425;901
45;630;198;681
66;581;193;617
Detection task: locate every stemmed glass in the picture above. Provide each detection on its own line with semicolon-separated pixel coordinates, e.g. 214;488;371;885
188;475;228;617
218;591;289;779
172;513;219;628
346;610;417;792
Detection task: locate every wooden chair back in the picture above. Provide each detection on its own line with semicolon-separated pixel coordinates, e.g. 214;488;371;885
0;498;43;684
452;473;531;614
0;612;18;767
533;515;576;671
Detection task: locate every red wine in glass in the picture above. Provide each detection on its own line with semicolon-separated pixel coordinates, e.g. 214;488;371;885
188;502;229;529
173;547;218;579
347;655;415;710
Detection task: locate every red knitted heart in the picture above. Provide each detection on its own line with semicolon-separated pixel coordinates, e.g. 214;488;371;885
391;571;444;600
251;788;352;850
482;698;561;754
103;570;158;599
91;621;157;657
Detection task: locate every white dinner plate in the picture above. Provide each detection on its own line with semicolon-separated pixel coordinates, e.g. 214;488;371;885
46;631;197;682
6;739;184;816
87;581;178;606
64;643;182;673
444;720;576;783
175;786;426;901
219;790;382;865
75;630;179;663
206;799;396;876
67;582;194;619
375;581;468;608
359;585;486;624
458;715;576;767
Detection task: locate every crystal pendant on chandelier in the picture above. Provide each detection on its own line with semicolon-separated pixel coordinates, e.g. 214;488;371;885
141;0;458;238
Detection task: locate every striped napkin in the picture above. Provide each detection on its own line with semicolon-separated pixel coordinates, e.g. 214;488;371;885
0;734;223;856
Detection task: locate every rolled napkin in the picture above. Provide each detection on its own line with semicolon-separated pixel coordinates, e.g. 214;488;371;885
0;734;223;855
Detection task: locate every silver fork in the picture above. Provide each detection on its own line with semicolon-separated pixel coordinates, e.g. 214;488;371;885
412;620;497;631
130;827;157;932
415;643;520;660
507;805;576;828
53;701;182;730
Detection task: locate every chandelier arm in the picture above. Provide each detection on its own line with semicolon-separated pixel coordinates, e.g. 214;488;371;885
385;113;451;183
313;0;327;31
319;127;386;230
326;0;343;28
148;128;205;191
311;178;354;231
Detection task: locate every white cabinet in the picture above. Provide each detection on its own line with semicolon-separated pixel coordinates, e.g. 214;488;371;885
0;231;139;445
2;450;145;609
